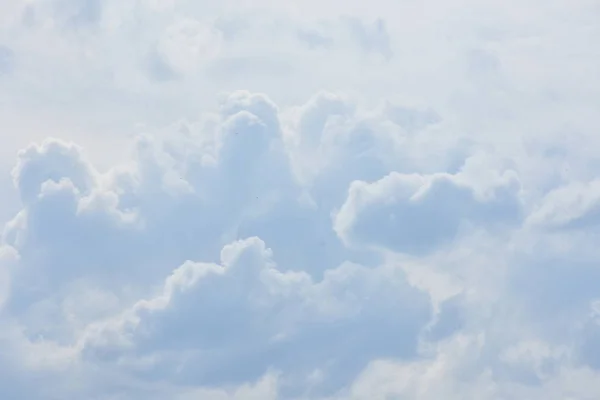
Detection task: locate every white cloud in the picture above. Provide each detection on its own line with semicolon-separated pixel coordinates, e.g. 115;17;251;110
80;236;429;396
150;17;223;80
527;180;600;230
1;0;600;398
333;161;522;255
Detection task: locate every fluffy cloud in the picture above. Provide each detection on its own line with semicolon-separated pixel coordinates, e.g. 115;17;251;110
2;0;600;399
333;161;522;255
81;237;430;396
0;89;443;398
1;87;599;399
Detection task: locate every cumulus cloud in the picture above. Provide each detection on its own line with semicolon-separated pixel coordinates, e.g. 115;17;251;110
1;0;600;399
0;88;440;397
81;237;430;396
333;160;522;255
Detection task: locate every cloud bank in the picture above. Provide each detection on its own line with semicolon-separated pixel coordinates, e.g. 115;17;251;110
2;0;600;399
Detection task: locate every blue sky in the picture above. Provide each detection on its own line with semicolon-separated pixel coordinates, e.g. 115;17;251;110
1;0;600;398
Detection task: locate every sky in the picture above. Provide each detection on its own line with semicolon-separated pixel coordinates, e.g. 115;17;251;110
1;0;600;399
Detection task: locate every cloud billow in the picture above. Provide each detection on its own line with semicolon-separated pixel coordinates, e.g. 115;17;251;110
1;1;600;397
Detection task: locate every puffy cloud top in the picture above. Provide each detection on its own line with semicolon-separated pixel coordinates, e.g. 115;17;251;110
334;161;522;254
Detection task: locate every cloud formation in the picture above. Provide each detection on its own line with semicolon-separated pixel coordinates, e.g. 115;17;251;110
1;0;600;399
333;162;522;254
